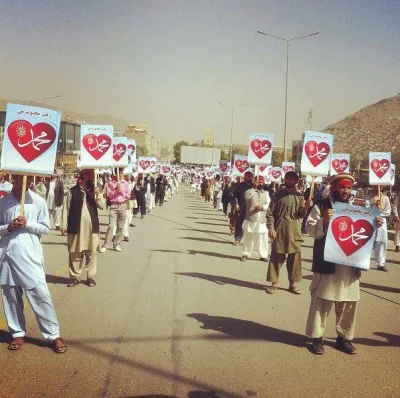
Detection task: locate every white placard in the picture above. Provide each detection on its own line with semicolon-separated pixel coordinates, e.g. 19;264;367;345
1;103;61;175
301;131;333;177
369;152;391;185
324;202;380;269
330;153;350;176
113;137;129;167
281;162;296;178
269;166;282;183
258;164;272;177
219;160;230;175
160;164;172;176
232;155;250;177
81;124;113;168
138;156;157;174
248;132;274;165
127;139;137;163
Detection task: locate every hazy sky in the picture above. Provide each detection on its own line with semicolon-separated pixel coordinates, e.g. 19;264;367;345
1;0;399;147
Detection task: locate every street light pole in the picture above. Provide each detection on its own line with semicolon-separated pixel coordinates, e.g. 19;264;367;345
218;102;248;165
256;30;319;161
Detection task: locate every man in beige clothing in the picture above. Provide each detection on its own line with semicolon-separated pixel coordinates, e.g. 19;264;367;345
61;169;104;287
305;173;383;355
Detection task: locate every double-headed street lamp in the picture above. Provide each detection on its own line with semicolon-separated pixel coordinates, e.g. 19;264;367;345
218;102;248;165
256;30;319;161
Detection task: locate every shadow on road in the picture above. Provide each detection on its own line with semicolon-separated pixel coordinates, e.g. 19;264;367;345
186;250;239;260
176;272;268;291
46;274;70;284
42;241;68;246
195;222;226;227
353;332;400;347
180;237;232;245
187;313;305;347
0;329;49;348
126;393;222;398
176;228;231;236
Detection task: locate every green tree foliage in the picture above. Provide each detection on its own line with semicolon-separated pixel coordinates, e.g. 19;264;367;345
173;140;190;164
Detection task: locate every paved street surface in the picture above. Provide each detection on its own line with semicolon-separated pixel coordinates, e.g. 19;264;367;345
0;187;399;398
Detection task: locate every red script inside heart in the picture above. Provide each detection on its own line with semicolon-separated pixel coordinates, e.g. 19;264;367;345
234;159;249;173
331;216;374;256
305;141;330;167
370;159;390;179
113;144;127;161
332;159;349;173
8;120;56;163
82;134;112;160
250;139;272;159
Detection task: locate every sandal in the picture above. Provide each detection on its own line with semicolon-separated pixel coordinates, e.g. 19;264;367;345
8;337;24;351
265;285;277;294
288;285;302;295
51;337;67;354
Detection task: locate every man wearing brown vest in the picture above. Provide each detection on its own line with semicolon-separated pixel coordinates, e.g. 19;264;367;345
61;169;104;287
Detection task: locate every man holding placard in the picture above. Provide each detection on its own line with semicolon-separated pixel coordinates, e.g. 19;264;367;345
0;175;67;353
305;173;383;355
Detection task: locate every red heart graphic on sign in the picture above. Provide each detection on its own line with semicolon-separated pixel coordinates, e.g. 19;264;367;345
305;141;330;167
127;144;136;154
370;159;390;179
8;120;56;163
162;166;171;174
332;159;349;173
259;164;269;172
250;139;272;159
139;160;150;170
220;163;227;172
206;172;213;177
234;159;249;173
331;216;374;256
82;134;112;160
271;169;281;179
283;165;294;173
113;144;127;161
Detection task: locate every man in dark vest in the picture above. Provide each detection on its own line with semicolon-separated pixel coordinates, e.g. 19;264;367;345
305;173;383;355
61;169;104;287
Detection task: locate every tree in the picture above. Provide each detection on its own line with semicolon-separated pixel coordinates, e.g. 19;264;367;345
172;140;190;164
272;151;284;166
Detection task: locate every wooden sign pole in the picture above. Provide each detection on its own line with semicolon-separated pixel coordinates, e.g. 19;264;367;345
19;175;27;217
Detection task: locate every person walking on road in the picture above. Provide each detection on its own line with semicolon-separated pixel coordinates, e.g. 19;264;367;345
305;173;383;355
393;191;400;252
45;169;64;230
233;171;254;245
61;169;104;287
265;171;306;295
0;175;67;353
240;178;270;262
100;168;130;252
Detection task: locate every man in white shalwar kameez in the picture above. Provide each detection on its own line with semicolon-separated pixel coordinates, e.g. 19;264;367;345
305;173;383;355
240;178;270;262
368;187;391;271
0;175;67;353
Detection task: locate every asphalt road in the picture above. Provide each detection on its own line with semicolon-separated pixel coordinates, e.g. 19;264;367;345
0;186;399;398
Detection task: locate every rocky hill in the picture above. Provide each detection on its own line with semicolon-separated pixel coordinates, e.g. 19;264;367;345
323;93;400;164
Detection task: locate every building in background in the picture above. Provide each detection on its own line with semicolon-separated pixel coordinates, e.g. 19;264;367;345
291;140;303;165
126;124;161;157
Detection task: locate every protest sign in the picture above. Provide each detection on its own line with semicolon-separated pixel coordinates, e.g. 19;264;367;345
205;167;215;179
160;164;172;176
281;162;295;178
324;202;379;269
232;155;250;177
219;160;230;175
81;125;113;168
269;166;282;183
127;140;137;163
248;133;274;165
391;164;396;186
113;137;129;167
1;103;61;175
369;152;391;185
258;164;272;177
330;154;350;176
138;156;157;174
301;131;333;177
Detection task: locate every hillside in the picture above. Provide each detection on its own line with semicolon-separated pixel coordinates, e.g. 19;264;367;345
323;93;400;163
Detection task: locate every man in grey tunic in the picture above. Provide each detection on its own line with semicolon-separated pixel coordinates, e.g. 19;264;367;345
0;175;67;353
266;171;306;294
305;173;383;355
